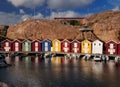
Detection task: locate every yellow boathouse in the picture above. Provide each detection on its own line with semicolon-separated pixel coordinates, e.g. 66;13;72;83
81;39;92;54
52;39;61;52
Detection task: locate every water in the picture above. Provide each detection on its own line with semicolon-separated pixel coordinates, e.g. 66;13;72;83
0;56;120;87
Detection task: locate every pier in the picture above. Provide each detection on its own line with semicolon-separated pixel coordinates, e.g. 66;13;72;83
0;51;120;62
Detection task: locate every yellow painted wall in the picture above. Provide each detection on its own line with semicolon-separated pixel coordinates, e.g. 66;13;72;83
81;40;92;54
52;39;61;52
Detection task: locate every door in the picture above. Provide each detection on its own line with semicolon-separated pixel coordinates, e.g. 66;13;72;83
4;42;10;51
45;42;48;51
15;42;19;51
35;42;38;51
25;42;29;51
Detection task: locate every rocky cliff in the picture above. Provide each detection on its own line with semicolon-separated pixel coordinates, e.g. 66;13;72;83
5;10;120;42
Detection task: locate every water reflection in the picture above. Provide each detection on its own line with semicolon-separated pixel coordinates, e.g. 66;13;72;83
0;56;120;87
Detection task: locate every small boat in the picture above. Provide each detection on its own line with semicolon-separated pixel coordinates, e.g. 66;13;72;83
93;55;102;62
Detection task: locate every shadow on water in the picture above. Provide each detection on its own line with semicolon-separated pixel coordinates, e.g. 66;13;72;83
0;56;120;87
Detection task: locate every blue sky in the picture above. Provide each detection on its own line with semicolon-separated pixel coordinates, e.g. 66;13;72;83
0;0;119;25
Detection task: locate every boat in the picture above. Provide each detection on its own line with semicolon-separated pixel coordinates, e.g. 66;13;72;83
93;54;102;61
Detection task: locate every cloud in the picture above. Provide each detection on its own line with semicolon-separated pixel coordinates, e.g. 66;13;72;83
19;9;25;14
107;0;120;6
48;11;82;18
47;0;94;9
0;12;21;25
112;6;119;11
0;11;44;25
7;0;45;8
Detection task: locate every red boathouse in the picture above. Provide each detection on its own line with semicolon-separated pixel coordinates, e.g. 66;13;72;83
32;39;41;52
106;40;117;55
12;39;22;52
61;39;71;53
71;40;80;53
1;39;12;51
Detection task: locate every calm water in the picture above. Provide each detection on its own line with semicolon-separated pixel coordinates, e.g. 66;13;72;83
0;56;120;87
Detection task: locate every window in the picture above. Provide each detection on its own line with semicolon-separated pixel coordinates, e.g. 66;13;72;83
99;43;101;46
74;43;77;47
5;42;9;46
45;42;48;46
65;42;67;47
35;42;38;46
94;43;96;46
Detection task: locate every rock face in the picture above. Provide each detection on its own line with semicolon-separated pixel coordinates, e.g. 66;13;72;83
6;10;120;42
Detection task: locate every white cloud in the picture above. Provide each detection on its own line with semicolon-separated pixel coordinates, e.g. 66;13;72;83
0;12;21;25
19;9;25;14
48;11;82;18
0;11;44;25
7;0;45;8
108;0;120;6
112;6;119;11
47;0;94;9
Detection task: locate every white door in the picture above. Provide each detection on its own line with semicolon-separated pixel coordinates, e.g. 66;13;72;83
45;42;48;51
25;42;29;51
4;42;10;51
35;42;38;51
15;42;19;51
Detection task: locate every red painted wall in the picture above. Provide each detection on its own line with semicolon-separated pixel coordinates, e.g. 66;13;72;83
32;40;41;52
61;40;71;52
106;41;117;55
12;40;22;51
1;40;12;51
118;43;120;54
71;40;80;53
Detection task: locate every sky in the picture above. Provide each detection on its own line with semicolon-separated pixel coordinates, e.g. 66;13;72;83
0;0;119;25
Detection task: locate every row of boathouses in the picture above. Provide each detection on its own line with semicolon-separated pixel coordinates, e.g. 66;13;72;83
1;39;120;55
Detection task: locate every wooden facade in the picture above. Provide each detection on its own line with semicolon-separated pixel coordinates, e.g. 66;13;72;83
71;40;80;53
61;39;71;53
81;39;91;54
42;39;51;52
106;40;117;55
32;39;41;52
1;39;12;51
12;39;22;52
118;42;120;54
22;40;31;51
92;40;103;54
52;39;61;52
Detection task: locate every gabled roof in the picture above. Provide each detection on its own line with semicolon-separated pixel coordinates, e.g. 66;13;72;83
71;39;80;43
12;39;22;43
93;39;103;44
22;39;32;43
106;40;118;44
1;39;12;43
32;39;41;43
42;39;52;43
52;39;61;43
61;39;71;43
81;39;91;43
